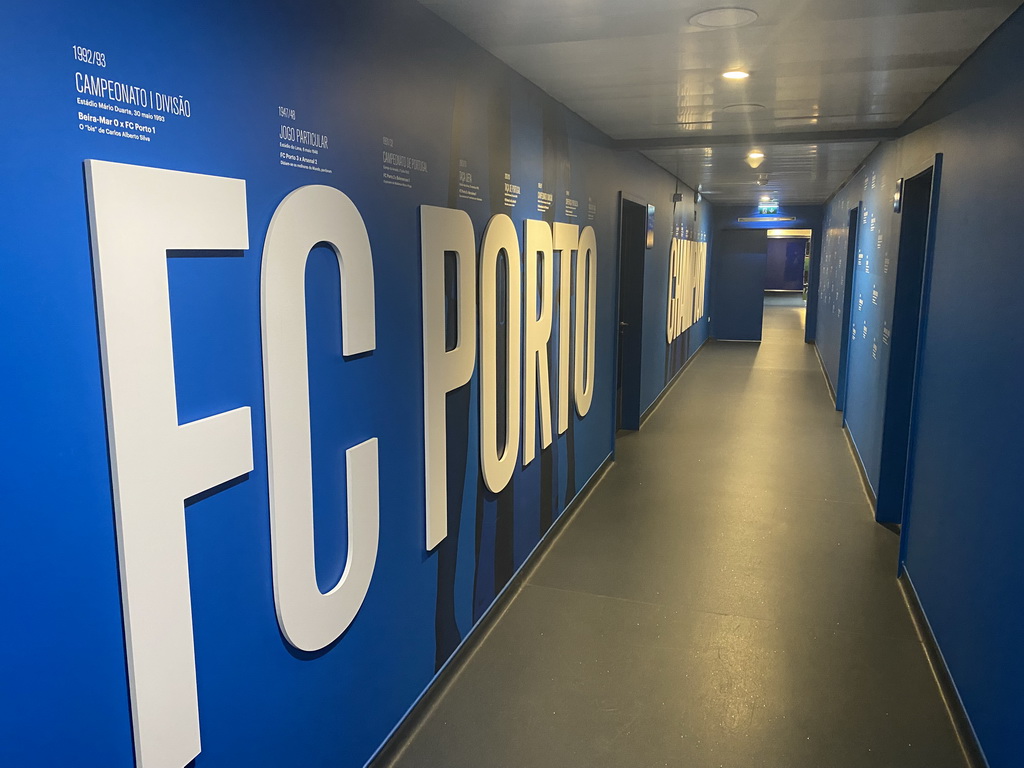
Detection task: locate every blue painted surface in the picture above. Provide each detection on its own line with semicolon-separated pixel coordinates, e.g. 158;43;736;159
0;1;708;765
816;9;1024;766
814;208;852;391
765;238;806;291
638;183;713;414
710;230;767;341
713;204;824;345
817;152;901;490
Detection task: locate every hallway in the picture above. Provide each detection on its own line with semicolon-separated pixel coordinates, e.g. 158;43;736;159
380;298;967;768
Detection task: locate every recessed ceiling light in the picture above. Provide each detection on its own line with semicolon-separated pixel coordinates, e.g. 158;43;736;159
722;70;750;80
689;8;758;29
722;103;766;114
748;150;765;159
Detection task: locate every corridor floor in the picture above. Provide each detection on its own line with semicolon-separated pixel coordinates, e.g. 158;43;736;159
380;296;967;768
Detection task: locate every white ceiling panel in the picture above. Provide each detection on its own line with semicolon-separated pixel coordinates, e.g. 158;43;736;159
418;0;1021;203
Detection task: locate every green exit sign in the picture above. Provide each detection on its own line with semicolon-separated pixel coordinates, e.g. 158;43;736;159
758;202;779;215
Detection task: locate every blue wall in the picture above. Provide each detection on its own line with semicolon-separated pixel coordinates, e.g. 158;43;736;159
0;1;709;765
816;206;855;394
713;204;824;341
630;191;712;415
815;10;1024;767
640;197;712;413
817;151;901;481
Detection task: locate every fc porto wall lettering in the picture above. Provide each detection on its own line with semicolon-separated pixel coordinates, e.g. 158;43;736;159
86;160;255;768
86;161;597;767
666;235;708;342
421;207;597;548
260;184;380;655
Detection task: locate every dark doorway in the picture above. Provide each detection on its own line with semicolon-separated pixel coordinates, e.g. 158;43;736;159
616;196;646;430
765;237;807;291
877;162;940;527
711;229;767;341
836;205;860;413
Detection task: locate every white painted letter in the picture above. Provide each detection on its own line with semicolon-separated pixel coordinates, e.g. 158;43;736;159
261;185;379;652
420;205;477;549
667;236;708;342
85;160;253;768
695;241;707;323
522;219;554;466
479;213;522;492
666;236;680;342
574;226;598;417
553;222;579;435
677;238;690;335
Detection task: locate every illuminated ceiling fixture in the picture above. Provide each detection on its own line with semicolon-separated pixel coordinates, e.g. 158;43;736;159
760;195;772;202
722;103;765;114
722;70;750;80
746;150;765;169
689;8;759;29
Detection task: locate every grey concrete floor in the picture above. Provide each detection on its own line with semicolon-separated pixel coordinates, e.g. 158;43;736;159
380;296;966;768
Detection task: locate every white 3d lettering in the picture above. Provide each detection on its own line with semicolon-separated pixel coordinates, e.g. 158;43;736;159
420;207;598;549
87;162;598;767
86;160;254;768
666;236;708;342
261;185;380;654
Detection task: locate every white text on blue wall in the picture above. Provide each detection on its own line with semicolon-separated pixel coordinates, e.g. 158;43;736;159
85;160;598;768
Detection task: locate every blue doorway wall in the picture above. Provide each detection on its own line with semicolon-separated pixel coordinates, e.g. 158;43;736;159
710;229;767;341
814;9;1024;765
713;205;824;343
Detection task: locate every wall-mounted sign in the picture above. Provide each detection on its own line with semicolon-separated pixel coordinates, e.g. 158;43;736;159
757;202;779;215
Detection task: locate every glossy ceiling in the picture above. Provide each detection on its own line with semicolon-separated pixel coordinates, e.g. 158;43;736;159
418;0;1021;203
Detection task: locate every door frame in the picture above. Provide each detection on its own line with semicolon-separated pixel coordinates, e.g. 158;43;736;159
613;192;648;435
888;155;942;570
836;204;861;414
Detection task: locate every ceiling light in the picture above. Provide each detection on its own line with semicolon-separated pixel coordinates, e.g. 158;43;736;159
722;70;749;80
747;149;765;169
760;195;772;202
689;8;759;29
722;103;766;114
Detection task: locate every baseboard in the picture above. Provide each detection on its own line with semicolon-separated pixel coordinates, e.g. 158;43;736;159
898;571;990;768
366;455;614;767
810;344;875;509
811;342;837;404
639;340;707;427
841;424;877;508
